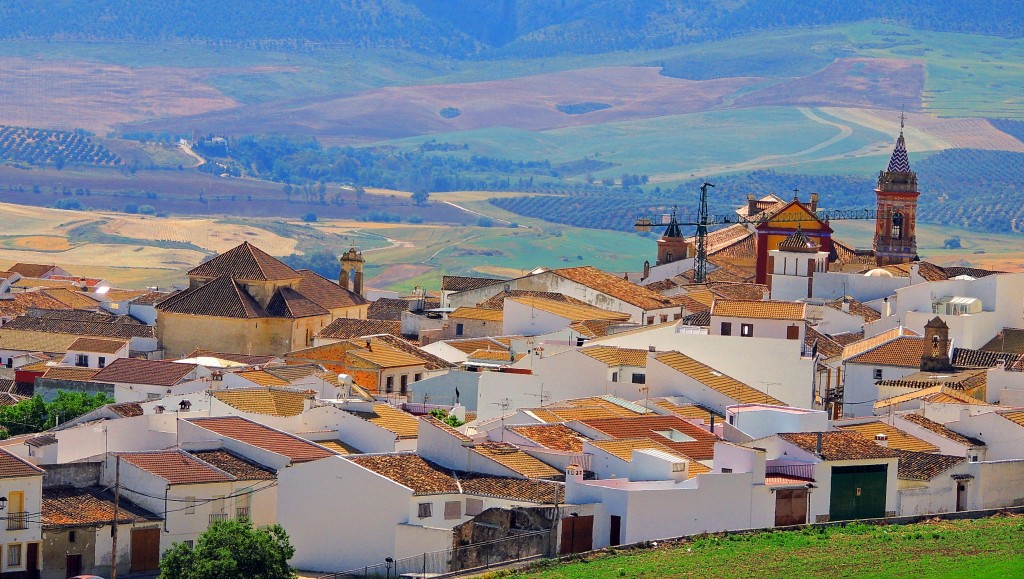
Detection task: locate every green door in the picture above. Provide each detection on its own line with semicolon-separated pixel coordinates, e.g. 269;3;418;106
830;464;887;521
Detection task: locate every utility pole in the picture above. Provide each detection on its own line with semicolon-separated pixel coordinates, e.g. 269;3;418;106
111;456;120;579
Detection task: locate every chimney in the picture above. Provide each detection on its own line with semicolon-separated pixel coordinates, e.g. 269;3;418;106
709;414;715;434
648;345;656;352
747;193;757;216
810;192;819;213
815;432;823;455
874;433;889;447
841;298;850;314
884;297;892;317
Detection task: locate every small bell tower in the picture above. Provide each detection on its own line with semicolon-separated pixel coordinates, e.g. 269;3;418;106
656;207;691;266
920;316;953;372
339;248;365;296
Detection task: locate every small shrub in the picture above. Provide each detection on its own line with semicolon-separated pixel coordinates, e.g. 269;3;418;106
440;107;461;119
301;212;318;223
476;217;494;227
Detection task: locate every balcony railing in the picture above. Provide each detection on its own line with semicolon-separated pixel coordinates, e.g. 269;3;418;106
235;507;250;519
209;513;228;526
7;511;28;531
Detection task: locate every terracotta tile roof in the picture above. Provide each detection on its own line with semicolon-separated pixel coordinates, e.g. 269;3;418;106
877;369;987;392
349;453;563;502
587;438;711;477
5;263;57;278
980;328;1024;354
189;241;299;281
316;318;402;340
189;450;276;480
347;404;420;439
706;282;769;301
879;262;949;282
831;331;865;346
92;358;198;386
0;392;26;407
952;347;1021;369
711;298;805;320
440;337;513;355
702;224;754;254
266;286;329;318
893;450;965;481
119;450;234;484
0;292;71;318
580;415;721;460
108;402;144;417
568;396;651;416
187;416;336;463
836;421;939;453
840;327;919;361
643;279;678;292
899;413;983;447
568;319;627;338
997;410;1024;429
2;315;154;338
778;432;899;461
824;297;881;322
847;336;924;367
450;307;503;322
43;288;100;309
41;366;100;382
551;267;674;311
0;447;44;478
476;291;589;310
10;277;80;290
42;486;160;528
442;275;506;292
580;346;648;367
25;433;57;448
944;266;1004;279
31;309;138;324
679;310;711;327
765;473;815;486
212;387;309;416
296;269;368;309
508;296;632;322
874;385;990;410
652;400;719;423
68;337;128;354
235;370;291;387
655;351;784;405
805;327;844;359
48;275;104;286
317;440;363;455
183;350;279;366
511;424;589;452
423;415;473;442
466;349;520;363
472;442;561;479
367;298;410;321
264;364;324;383
527;406;627;423
158;275;267;319
132;290;173;306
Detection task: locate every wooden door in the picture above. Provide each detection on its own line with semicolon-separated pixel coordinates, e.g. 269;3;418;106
130;527;161;572
956;482;967;511
774;488;809;526
25;543;38;579
65;553;82;578
559;515;593;554
609;515;621;547
830;464;887;521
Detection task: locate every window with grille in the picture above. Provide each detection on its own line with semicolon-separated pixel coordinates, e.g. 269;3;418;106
465;498;484;516
444;500;462;520
418;502;432;518
7;544;21;567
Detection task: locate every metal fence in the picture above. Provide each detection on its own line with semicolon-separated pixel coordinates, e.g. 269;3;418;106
320;528;553;578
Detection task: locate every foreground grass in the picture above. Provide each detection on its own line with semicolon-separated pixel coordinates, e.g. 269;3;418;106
507;516;1024;579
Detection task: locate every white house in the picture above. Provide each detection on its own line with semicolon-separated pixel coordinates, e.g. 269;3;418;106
0;449;44;578
90;358;211;402
58;337;130;369
502;297;631;337
709;299;807;342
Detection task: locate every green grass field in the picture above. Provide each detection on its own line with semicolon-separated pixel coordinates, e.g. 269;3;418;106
507;516;1024;579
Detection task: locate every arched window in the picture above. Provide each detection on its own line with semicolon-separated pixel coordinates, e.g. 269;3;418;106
891;211;904;240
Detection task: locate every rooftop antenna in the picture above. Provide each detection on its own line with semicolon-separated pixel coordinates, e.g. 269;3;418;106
492;397;511;441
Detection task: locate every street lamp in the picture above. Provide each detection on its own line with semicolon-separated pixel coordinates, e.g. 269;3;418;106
384;556;394;579
0;496;7;511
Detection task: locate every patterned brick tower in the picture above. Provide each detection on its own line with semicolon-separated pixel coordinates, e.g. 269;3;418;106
873;115;919;266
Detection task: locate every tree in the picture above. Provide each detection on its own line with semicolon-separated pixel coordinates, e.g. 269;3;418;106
301;212;318;223
944;236;962;249
159;519;296;579
411;188;430;206
0;391;113;438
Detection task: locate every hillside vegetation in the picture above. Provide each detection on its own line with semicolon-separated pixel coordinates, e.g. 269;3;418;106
509;515;1024;578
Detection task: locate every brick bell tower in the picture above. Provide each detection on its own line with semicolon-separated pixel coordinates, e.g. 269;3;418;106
873;114;920;266
656;207;691;266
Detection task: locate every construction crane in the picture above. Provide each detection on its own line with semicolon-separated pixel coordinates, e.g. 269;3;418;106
635;184;878;283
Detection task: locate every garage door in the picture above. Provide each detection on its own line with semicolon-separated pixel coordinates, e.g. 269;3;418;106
130;527;161;572
830;464;887;521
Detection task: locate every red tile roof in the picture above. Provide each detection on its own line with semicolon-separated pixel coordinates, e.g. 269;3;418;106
118;450;234;484
579;415;720;460
157;275;267;318
186;416;336;463
68;337;128;354
188;241;300;281
551;266;674;311
778;432;899;461
42;486;160;528
295;270;368;309
92;358;198;387
0;447;44;478
189;450;276;480
316;318;403;340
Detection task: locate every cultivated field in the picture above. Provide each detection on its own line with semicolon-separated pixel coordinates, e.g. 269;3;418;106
98;215;298;255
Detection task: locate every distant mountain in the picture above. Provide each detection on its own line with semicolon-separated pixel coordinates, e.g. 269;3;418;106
0;0;1019;57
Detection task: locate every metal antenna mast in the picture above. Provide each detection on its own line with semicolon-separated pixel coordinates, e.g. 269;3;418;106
694;182;714;284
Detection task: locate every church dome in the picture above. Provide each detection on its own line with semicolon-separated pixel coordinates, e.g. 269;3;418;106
864;268;894;278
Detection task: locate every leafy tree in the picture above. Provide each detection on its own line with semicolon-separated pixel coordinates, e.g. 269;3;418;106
411;189;430;206
429;407;465;428
301;212;318;223
0;392;113;438
159;518;296;579
944;236;962;249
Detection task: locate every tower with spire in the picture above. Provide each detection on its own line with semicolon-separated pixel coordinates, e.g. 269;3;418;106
873;113;920;266
655;206;691;266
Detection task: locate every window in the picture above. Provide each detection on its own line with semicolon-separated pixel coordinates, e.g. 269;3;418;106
444;500;462;520
873;369;883;380
4;358;11;369
970;455;979;463
456;323;465;336
891;211;903;240
400;375;409;395
69;530;76;543
417;502;432;518
184;540;195;549
611;372;619;382
786;325;800;340
414;373;422;382
646;316;655;325
7;544;20;567
740;323;753;337
674;313;682;320
720;322;732;336
98;356;106;368
465;498;484;516
660;314;669;323
721;468;733;474
184;496;196;515
75;354;89;367
385;376;394;394
631;373;646;385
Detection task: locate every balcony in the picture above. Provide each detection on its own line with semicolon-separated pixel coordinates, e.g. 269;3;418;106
235;507;250;519
208;513;228;526
7;511;28;531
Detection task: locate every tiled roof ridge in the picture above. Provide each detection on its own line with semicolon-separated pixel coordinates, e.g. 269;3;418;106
157;275;267;319
188;241;300;282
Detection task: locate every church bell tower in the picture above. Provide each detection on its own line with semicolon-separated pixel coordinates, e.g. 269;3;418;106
873;114;920;266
